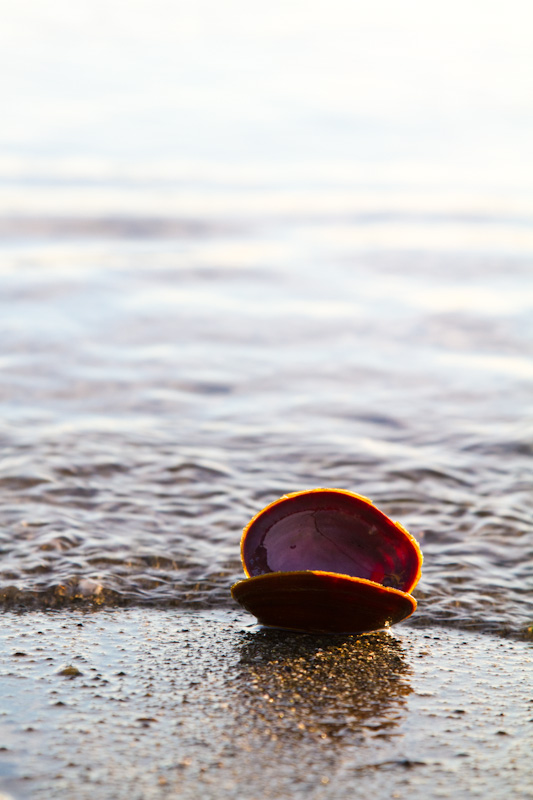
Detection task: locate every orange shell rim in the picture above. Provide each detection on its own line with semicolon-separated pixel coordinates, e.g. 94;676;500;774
240;487;423;593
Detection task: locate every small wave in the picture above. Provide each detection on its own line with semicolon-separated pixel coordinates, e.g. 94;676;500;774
0;215;240;241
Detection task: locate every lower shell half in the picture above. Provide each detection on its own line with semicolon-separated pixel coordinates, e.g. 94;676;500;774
231;570;417;634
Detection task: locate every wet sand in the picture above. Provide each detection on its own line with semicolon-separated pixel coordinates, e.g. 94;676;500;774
0;609;531;800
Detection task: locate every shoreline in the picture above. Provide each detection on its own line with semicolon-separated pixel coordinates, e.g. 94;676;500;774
0;608;531;800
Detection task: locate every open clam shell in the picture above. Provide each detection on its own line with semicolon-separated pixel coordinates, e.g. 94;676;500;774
231;488;423;634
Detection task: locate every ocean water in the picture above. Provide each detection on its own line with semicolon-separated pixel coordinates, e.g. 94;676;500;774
0;0;532;639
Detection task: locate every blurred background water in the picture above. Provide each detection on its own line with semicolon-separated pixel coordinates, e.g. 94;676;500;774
0;0;531;638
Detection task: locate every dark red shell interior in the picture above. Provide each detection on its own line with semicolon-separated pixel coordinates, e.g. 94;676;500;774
241;489;422;594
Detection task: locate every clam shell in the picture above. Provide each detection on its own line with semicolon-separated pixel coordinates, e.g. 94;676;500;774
232;488;423;634
241;488;422;593
231;570;417;634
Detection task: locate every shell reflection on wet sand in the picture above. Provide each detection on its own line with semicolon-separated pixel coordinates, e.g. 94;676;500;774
233;627;412;744
232;488;423;633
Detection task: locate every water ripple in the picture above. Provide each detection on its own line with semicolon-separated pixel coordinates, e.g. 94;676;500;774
0;229;531;641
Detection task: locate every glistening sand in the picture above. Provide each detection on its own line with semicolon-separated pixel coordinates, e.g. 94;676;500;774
0;610;531;800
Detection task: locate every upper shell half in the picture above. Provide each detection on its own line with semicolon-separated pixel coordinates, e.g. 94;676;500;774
231;488;423;634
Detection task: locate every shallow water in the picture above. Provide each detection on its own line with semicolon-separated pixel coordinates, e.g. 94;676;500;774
0;0;532;639
1;204;531;639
